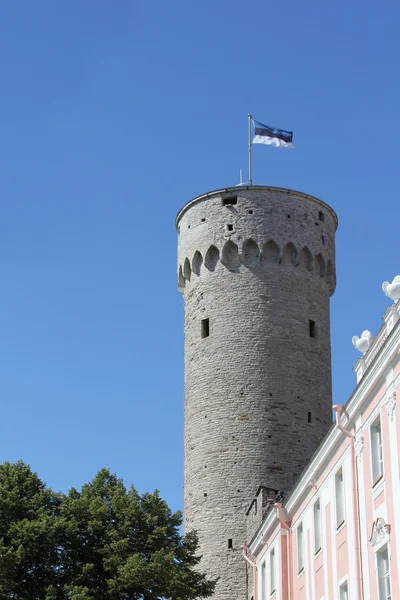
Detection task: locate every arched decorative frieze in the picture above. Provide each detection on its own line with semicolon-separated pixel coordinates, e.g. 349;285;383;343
280;242;299;266
178;265;185;291
261;240;280;263
326;260;334;286
178;240;333;292
242;239;260;266
184;257;191;281
204;245;219;272
316;253;326;277
192;251;203;276
299;246;313;270
221;240;240;271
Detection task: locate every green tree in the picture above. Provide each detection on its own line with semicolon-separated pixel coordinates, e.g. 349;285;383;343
59;468;215;599
0;461;62;599
0;463;215;600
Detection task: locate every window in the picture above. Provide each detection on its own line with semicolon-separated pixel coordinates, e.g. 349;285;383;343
371;417;384;484
222;196;238;206
297;523;304;572
270;548;275;593
335;467;345;528
226;223;234;231
309;320;316;338
228;538;233;549
319;211;325;222
314;499;321;553
260;561;266;600
377;545;391;600
201;318;210;338
339;580;348;600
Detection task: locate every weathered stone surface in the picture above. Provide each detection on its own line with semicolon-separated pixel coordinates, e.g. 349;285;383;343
246;486;282;544
176;186;337;600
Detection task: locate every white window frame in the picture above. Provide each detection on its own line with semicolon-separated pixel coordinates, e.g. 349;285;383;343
377;543;391;600
270;547;275;594
314;498;321;554
339;579;348;600
371;416;384;486
335;467;345;528
260;560;266;600
297;522;304;573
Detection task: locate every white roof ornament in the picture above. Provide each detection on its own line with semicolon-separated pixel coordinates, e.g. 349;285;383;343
352;330;373;354
382;275;400;302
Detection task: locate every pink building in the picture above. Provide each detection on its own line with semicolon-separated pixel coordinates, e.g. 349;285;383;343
244;284;400;600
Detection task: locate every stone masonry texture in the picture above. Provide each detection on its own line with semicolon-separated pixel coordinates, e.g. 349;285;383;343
176;187;337;600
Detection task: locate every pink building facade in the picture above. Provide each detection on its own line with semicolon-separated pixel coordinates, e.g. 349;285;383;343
245;290;400;600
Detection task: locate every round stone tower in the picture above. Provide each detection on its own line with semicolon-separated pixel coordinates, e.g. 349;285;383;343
176;186;337;600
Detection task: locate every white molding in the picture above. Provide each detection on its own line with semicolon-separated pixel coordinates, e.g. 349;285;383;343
385;385;396;421
331;490;338;600
388;387;400;580
369;518;390;552
371;478;385;502
357;429;371;599
354;428;364;457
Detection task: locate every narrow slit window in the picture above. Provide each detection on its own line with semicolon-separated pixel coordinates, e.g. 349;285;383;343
319;211;325;222
308;412;312;424
339;581;348;600
270;548;275;593
335;467;345;527
371;417;384;484
309;320;316;338
201;318;210;338
222;196;238;206
297;523;304;572
314;499;321;553
377;544;391;600
228;538;233;549
261;562;266;600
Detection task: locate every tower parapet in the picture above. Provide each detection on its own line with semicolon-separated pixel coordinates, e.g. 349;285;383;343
177;186;337;600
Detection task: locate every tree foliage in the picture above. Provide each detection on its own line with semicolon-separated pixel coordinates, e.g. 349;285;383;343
0;462;215;600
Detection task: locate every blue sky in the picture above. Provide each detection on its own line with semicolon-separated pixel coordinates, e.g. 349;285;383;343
0;1;399;512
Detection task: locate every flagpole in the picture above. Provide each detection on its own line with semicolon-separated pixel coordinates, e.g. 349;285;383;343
248;113;252;186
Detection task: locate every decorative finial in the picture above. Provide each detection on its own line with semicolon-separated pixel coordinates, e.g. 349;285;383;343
382;275;400;302
352;330;373;354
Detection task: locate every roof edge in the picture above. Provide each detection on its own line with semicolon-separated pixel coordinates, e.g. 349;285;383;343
175;185;338;231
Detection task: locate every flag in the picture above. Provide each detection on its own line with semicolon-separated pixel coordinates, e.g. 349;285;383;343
252;120;294;149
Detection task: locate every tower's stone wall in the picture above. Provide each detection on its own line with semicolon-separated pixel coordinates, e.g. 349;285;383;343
176;186;337;600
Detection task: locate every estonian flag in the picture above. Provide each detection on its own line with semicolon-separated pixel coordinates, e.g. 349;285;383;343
252;120;294;149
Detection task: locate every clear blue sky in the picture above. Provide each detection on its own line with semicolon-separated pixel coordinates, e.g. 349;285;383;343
1;1;398;512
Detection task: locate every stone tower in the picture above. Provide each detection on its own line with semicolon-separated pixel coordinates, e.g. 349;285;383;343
176;186;337;600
